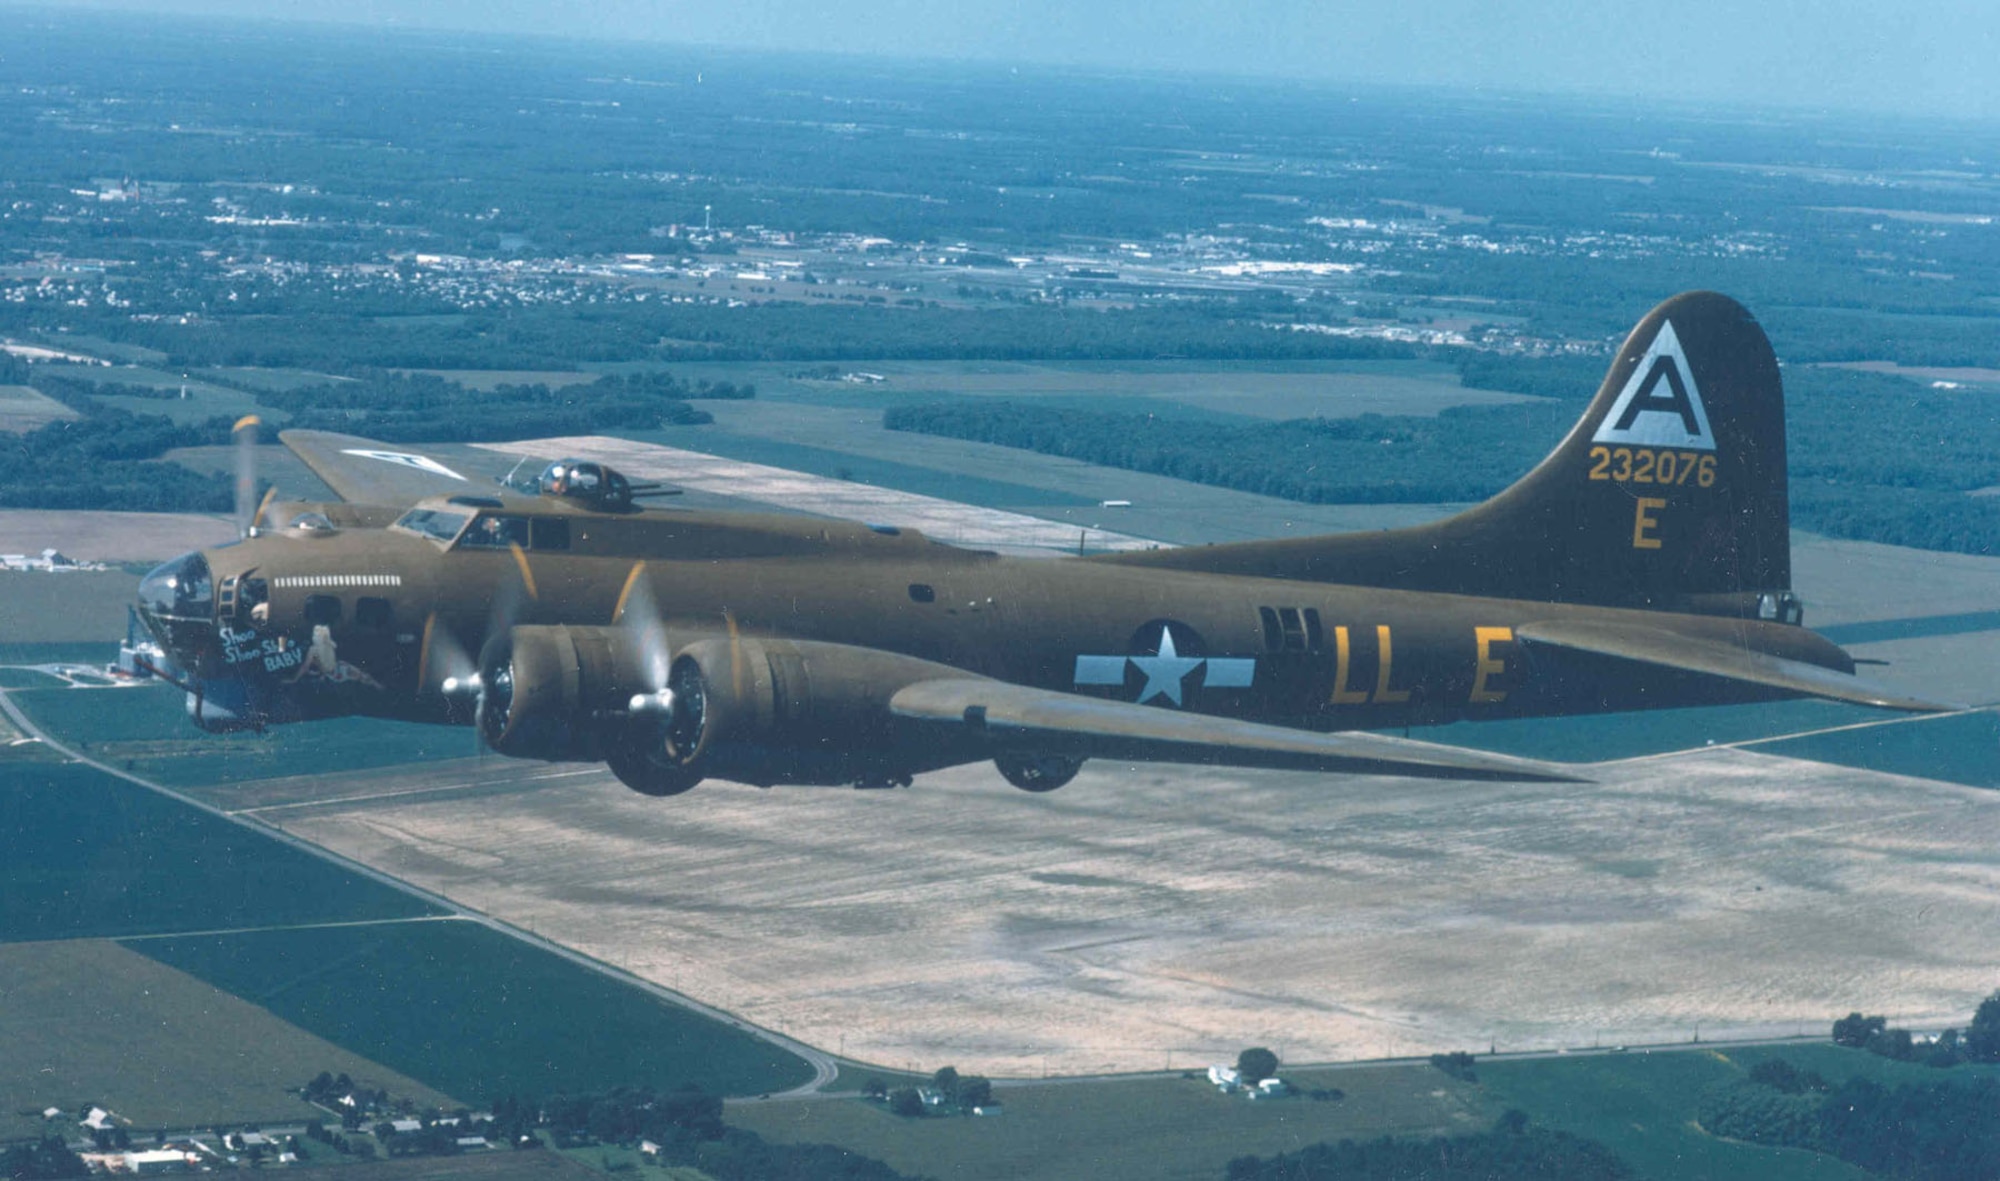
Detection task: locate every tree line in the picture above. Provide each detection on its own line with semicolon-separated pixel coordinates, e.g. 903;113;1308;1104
1224;1111;1630;1181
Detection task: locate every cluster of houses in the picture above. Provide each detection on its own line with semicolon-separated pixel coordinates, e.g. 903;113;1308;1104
1205;1065;1290;1099
1;548;106;572
54;1106;300;1175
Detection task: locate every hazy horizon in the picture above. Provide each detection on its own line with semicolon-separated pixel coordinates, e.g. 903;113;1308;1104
14;0;2000;124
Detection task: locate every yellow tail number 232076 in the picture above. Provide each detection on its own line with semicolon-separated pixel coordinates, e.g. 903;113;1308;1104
1587;445;1715;488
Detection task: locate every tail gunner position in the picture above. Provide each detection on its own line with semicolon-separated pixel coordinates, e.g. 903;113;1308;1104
130;293;1952;797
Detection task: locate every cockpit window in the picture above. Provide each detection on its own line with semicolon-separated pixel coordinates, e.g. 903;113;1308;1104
392;508;470;544
459;515;530;549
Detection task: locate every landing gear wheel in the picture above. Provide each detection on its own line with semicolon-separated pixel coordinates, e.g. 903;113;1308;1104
995;752;1083;792
606;741;702;797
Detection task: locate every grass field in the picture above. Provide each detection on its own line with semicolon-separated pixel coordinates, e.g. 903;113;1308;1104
731;1063;1488;1181
0;573;144;642
0;383;77;431
645;357;1509;422
35;362;267;424
0;763;439;943
332;1149;608;1181
128;919;816;1103
0;939;456;1139
197;366;352;392
733;1044;2000;1181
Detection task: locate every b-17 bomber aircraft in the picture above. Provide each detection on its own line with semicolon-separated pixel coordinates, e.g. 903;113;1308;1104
131;292;1950;797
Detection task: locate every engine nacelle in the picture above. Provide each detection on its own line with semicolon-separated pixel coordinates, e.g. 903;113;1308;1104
644;637;974;787
475;624;649;761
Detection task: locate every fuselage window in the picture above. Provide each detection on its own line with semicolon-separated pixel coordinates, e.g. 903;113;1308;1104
304;594;342;626
530;518;571;551
460;515;530;549
1259;606;1324;653
354;596;392;629
393;509;470;544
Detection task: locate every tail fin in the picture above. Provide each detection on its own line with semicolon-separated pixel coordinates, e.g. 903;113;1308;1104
1103;291;1792;614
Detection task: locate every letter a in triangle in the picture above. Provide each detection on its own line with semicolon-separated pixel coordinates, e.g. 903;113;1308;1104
1591;321;1715;451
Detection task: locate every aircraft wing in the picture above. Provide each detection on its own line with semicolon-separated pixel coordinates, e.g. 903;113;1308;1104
1512;620;1961;712
280;430;490;505
889;678;1579;781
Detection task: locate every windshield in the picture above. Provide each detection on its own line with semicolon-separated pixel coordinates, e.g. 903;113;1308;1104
392;508;470;544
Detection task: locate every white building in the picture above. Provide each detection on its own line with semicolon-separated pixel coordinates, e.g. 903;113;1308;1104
1207;1065;1241;1090
124;1150;195;1174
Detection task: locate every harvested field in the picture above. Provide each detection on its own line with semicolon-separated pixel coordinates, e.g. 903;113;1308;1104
0;510;232;564
0;939;454;1139
262;744;2000;1079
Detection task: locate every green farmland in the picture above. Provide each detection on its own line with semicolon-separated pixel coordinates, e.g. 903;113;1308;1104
129;919;817;1103
0;763;438;943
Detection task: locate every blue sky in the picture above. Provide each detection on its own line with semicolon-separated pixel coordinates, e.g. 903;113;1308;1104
39;0;2000;120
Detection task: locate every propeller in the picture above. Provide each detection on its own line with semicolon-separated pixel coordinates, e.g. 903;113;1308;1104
615;562;676;718
233;415;265;537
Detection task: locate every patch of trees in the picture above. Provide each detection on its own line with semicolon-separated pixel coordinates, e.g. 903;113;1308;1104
260;371;714;443
1831;988;2000;1068
885;398;1571;505
0;352;31;385
1224;1111;1630;1181
1698;1064;2000;1181
0;406;234;511
1236;1048;1279;1086
1429;1051;1479;1083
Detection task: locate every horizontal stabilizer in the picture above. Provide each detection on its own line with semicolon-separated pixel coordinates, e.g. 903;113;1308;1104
891;679;1581;782
281;430;494;507
1513;620;1960;713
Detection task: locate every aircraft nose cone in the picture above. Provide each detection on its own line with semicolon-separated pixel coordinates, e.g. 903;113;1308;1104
137;550;213;621
136;550;218;669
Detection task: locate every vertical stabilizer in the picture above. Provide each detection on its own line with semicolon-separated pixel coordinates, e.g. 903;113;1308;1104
1100;291;1793;614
